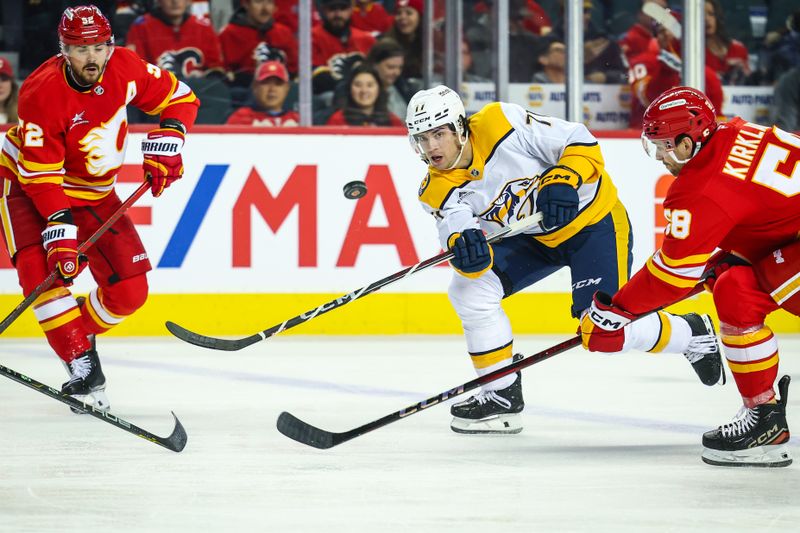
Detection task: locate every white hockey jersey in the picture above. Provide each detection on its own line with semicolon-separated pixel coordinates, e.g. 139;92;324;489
418;102;619;249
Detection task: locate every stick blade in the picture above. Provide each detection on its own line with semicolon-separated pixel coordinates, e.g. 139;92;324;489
277;412;337;449
157;411;188;452
165;321;256;351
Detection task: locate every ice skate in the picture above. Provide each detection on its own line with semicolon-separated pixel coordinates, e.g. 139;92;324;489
62;348;110;413
450;372;524;434
702;375;792;467
681;313;725;386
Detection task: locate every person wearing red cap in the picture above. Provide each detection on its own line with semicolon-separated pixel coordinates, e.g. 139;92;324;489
226;60;299;126
219;0;299;87
0;5;199;411
0;56;17;124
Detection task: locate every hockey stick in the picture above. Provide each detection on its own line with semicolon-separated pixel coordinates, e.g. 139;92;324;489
0;362;187;452
166;213;544;351
277;285;708;449
0;182;150;335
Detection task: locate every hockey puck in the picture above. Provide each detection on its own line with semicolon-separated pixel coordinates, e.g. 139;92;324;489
343;180;368;200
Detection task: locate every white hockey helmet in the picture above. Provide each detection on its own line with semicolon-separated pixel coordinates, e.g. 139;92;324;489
406;85;468;164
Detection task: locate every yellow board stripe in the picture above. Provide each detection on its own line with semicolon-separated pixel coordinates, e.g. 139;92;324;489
470;341;513;369
2;293;799;337
649;311;672;353
727;353;779;374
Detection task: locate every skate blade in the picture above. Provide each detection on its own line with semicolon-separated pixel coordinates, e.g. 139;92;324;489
69;390;111;414
701;444;793;468
450;413;522;435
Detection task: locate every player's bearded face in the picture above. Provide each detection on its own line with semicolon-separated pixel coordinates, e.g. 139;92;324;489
66;43;112;85
414;126;461;170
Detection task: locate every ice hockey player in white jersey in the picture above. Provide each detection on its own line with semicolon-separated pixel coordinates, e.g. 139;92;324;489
406;85;723;434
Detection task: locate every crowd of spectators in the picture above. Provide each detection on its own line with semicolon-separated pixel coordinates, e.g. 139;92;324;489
0;0;798;129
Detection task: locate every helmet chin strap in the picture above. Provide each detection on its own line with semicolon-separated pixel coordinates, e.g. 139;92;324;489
665;140;701;164
444;130;470;170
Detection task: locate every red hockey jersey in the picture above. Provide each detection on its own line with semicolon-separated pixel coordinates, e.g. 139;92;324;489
312;25;376;68
351;2;393;35
125;13;223;78
614;118;800;314
628;50;723;127
219;19;298;75
0;47;199;218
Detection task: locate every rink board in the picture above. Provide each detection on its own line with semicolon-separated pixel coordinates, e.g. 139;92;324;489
1;128;797;336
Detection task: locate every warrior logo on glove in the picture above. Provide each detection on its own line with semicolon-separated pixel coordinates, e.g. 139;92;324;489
142;120;186;198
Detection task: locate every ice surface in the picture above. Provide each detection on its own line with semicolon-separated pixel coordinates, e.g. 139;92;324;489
1;335;799;532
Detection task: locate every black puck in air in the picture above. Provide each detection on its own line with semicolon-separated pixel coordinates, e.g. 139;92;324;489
343;180;368;199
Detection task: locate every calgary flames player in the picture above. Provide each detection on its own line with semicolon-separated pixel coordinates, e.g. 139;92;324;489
0;5;199;411
582;86;800;467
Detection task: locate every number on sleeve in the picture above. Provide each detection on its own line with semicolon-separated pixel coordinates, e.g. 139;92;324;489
664;208;691;240
146;63;162;78
21;120;44;148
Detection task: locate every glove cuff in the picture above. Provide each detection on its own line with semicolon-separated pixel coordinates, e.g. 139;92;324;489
159;118;186;134
538;165;583;190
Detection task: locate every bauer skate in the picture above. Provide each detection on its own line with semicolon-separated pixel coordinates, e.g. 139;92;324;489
450;371;524;434
62;348;110;413
681;313;725;386
701;375;792;467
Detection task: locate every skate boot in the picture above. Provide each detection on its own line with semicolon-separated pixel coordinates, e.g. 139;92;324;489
681;313;725;386
450;371;524;434
702;375;792;467
62;349;110;413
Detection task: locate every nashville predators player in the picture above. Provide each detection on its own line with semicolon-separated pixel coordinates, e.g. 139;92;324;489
406;86;722;434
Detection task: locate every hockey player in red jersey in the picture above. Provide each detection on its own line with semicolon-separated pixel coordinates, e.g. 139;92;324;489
0;5;199;411
581;86;800;467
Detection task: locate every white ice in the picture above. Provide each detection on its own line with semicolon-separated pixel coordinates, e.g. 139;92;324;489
1;335;799;532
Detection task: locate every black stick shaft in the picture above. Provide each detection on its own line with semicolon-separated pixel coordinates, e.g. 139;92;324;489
0;182;150;335
0;363;187;452
166;214;543;350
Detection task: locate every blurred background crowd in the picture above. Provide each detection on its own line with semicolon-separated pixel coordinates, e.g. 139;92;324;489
0;0;798;130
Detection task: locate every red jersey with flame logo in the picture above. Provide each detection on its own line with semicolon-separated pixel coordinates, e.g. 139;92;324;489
219;19;298;75
351;2;393;35
627;50;723;128
0;47;199;219
125;13;223;78
312;25;376;68
614;118;800;314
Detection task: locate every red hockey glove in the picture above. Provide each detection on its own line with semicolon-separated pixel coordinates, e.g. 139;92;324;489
41;209;80;285
580;291;637;353
448;228;494;278
142;123;185;198
701;250;750;292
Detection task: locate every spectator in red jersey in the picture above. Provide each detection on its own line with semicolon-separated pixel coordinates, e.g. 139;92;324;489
312;0;377;94
704;0;750;85
381;0;423;79
619;0;667;62
352;0;393;36
219;0;298;87
273;0;322;34
0;57;18;125
326;62;404;126
126;0;224;79
226;60;299;126
627;12;723;128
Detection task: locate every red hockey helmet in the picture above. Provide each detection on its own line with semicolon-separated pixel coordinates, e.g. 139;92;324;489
642;86;718;160
58;5;114;46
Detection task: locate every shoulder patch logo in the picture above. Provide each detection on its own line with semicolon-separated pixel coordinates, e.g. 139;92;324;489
418;173;431;197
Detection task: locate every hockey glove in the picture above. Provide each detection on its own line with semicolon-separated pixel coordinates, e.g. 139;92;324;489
142;121;185;198
448;228;493;278
41;209;81;285
701;250;750;292
536;165;581;231
580;291;637;353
